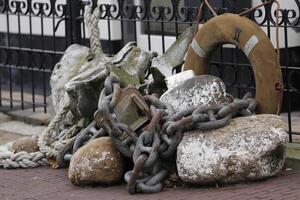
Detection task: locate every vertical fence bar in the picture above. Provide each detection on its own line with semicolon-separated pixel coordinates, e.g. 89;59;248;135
17;7;24;109
147;12;151;51
52;0;57;70
40;8;47;113
30;12;35;111
65;1;72;47
161;20;165;53
133;9;137;43
5;3;13;108
29;0;35;111
120;6;125;46
107;7;113;55
71;0;82;45
0;51;1;107
283;12;292;142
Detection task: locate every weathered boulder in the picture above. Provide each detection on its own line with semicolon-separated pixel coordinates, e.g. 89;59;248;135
111;42;152;83
177;114;288;185
65;43;152;119
160;75;227;112
65;65;109;119
68;137;124;185
12;137;38;153
50;44;92;114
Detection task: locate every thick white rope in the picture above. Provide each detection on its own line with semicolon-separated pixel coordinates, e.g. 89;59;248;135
0;102;75;169
38;103;71;158
0;151;49;169
84;2;103;55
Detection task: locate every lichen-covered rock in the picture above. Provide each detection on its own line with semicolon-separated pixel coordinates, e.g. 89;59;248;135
65;43;152;119
68;137;124;185
50;44;92;114
12;137;38;153
177;114;288;185
65;65;109;119
160;75;226;112
111;42;152;83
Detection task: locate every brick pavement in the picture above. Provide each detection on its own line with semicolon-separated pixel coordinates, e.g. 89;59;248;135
0;168;299;200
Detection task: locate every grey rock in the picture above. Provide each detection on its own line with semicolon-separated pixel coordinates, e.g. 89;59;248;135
68;137;125;185
0;131;23;146
112;42;152;83
64;43;152;119
177;114;288;185
50;44;92;114
160;75;227;112
65;60;109;119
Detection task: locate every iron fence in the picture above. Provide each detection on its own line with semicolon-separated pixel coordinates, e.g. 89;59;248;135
0;0;299;142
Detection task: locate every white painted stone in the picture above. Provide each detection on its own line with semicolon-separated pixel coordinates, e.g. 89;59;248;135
165;70;195;90
177;114;288;184
160;75;227;112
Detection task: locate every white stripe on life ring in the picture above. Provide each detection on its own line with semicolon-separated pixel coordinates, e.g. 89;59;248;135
243;35;259;57
191;38;207;58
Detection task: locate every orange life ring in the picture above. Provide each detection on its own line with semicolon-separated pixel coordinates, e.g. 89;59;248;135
183;13;283;114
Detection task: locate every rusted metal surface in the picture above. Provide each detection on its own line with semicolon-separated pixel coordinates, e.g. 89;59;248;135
114;87;150;131
184;13;283;114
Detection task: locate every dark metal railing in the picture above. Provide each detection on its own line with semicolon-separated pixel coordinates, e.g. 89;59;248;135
0;0;299;142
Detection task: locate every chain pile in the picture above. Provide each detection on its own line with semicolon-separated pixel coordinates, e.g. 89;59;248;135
63;76;257;194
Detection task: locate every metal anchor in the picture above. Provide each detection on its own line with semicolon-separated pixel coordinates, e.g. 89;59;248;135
113;87;150;131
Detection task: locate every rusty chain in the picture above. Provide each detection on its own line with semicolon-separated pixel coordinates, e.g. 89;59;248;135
56;75;257;193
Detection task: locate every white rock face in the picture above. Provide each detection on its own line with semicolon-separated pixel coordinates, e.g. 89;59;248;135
177;114;288;185
165;70;195;90
160;75;227;112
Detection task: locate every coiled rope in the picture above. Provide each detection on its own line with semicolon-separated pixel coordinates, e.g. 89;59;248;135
38;103;71;158
0;151;48;169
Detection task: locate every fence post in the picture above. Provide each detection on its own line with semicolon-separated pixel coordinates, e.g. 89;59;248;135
66;0;82;45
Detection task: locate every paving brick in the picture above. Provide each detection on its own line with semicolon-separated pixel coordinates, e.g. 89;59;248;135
0;168;299;200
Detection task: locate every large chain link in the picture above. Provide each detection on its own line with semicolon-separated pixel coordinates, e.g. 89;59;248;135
56;76;257;193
